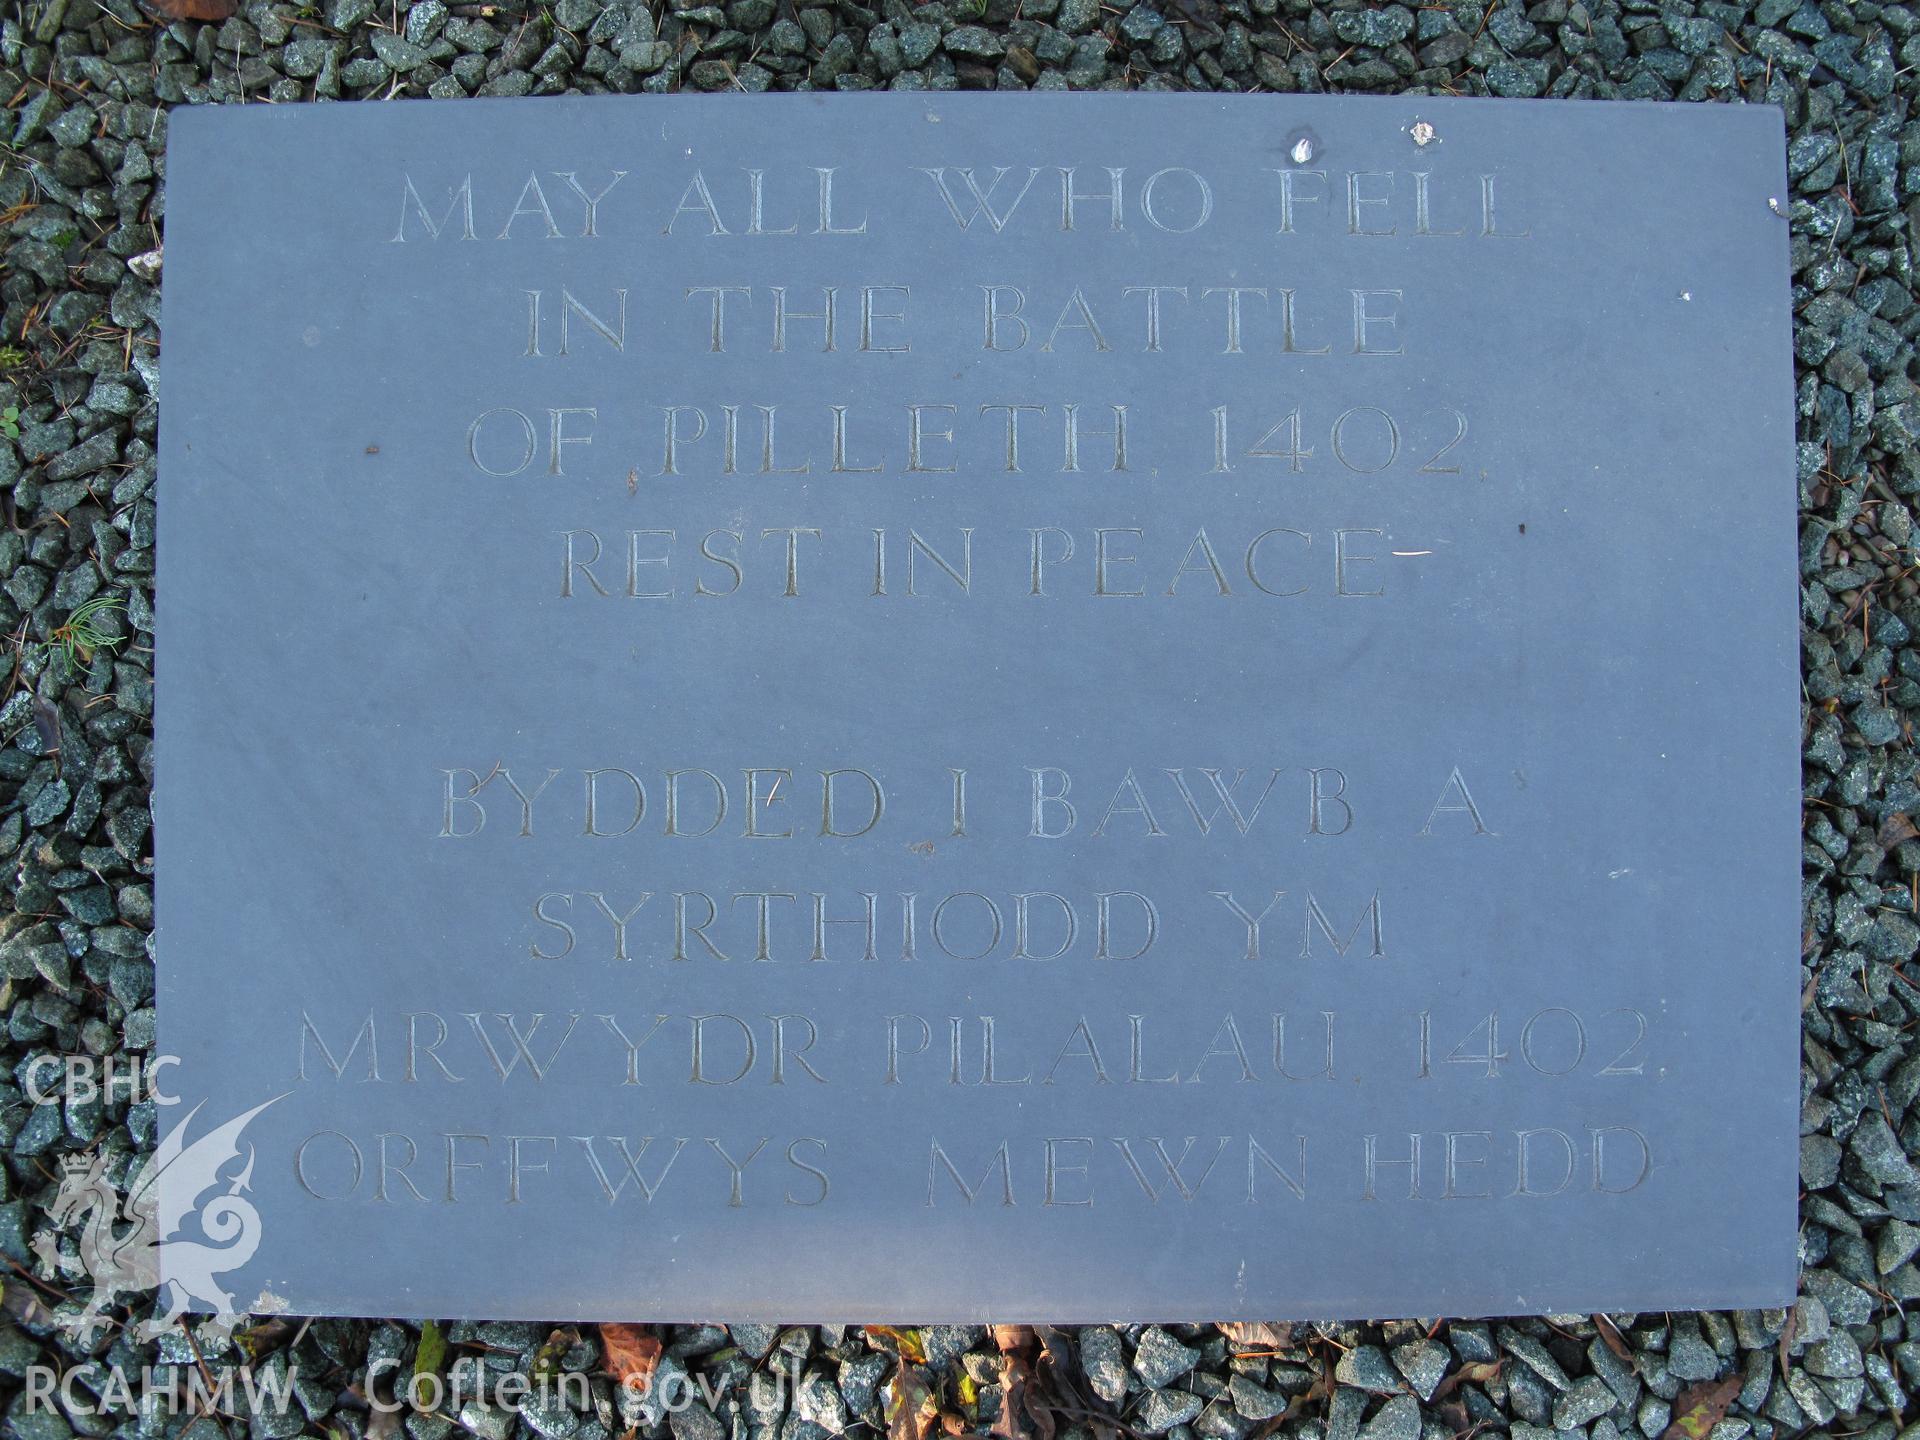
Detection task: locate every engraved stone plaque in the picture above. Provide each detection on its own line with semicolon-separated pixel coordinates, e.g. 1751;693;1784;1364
157;94;1799;1321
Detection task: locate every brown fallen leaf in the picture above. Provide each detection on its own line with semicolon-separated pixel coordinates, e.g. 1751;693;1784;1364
992;1324;1036;1352
1661;1377;1741;1440
533;1329;575;1383
867;1325;929;1364
1248;1367;1331;1433
1883;812;1920;847
345;1371;404;1440
1776;1306;1797;1383
1430;1360;1501;1404
887;1360;938;1440
1220;1322;1295;1353
599;1323;661;1396
1033;1327;1090;1411
1163;0;1221;27
31;696;60;757
991;1325;1044;1440
235;1317;296;1359
1592;1314;1632;1363
140;0;239;18
0;1272;62;1329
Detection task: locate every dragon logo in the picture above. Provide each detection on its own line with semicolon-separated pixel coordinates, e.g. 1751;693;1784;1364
32;1096;283;1340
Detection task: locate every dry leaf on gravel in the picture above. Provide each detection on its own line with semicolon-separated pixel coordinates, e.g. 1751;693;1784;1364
140;0;239;19
1430;1360;1501;1403
1592;1315;1632;1362
1220;1323;1296;1352
886;1360;938;1440
1662;1377;1741;1440
868;1326;929;1364
599;1323;662;1395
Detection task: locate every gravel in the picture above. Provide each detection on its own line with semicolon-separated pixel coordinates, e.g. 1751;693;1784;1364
4;0;1920;1435
1355;1393;1419;1440
1388;1338;1448;1401
1133;1327;1200;1389
1333;1345;1402;1395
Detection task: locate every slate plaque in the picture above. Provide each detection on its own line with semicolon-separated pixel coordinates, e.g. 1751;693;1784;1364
157;94;1798;1322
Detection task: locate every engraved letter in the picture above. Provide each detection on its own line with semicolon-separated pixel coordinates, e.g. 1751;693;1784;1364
1513;1127;1576;1197
1346;172;1395;235
440;768;489;837
1029;767;1075;838
498;768;561;837
1590;1126;1651;1193
1413;172;1466;237
557;170;626;237
907;406;958;473
300;1011;380;1081
1042;288;1112;352
1210;890;1286;961
1362;1133;1421;1200
1334;528;1383;597
927;1140;1015;1205
981;286;1029;351
665;172;730;235
921;167;1041;231
468;407;537;477
1273;168;1327;233
1060;166;1125;231
821;769;885;838
1094;528;1144;595
1301;890;1386;959
392;174;474;242
573;1136;686;1202
1308;766;1352;835
1442;1131;1492;1199
810;892;879;960
1246;528;1310;597
585;769;647;838
1140;167;1213;233
760;527;822;598
1246;1136;1307;1201
1045;1137;1095;1206
706;1136;770;1206
1028;527;1074;595
1420;767;1494;836
665;771;728;837
1124;285;1186;352
1481;174;1531;238
769;1014;829;1083
547;407;594;475
506;1135;554;1203
1351;290;1404;355
597;1013;670;1085
885;1014;931;1084
1092;768;1166;837
499;173;562;239
786;1138;831;1204
690;1014;756;1085
585;892;651;962
530;892;576;959
1096;891;1157;960
815;167;866;234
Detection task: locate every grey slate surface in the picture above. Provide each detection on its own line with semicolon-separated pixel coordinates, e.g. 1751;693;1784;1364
156;93;1798;1320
